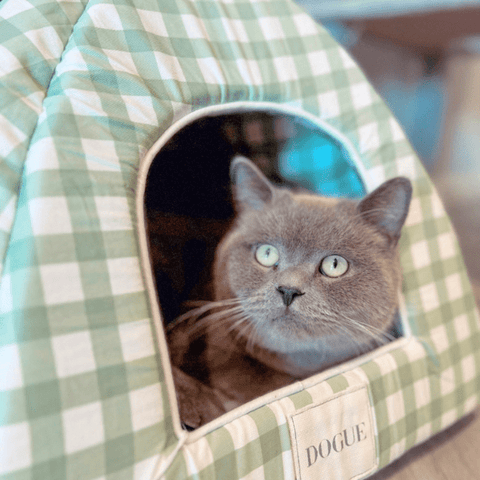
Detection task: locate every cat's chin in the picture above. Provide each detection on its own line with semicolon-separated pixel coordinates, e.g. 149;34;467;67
253;323;327;354
250;309;338;354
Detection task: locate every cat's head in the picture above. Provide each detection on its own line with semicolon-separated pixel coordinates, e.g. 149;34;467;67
213;156;412;365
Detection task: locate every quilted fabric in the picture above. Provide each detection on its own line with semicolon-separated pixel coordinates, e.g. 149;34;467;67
1;0;479;479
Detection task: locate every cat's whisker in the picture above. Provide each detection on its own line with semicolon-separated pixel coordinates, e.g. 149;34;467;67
346;324;385;345
182;298;243;309
340;315;395;345
169;313;241;345
321;312;395;349
171;293;263;344
226;315;251;335
168;299;245;330
229;317;257;351
348;316;396;340
244;324;260;355
183;299;242;317
207;313;250;345
180;294;263;318
325;317;357;340
187;308;245;338
232;317;254;339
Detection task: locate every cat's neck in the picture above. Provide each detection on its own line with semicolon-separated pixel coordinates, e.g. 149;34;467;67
209;323;366;379
247;336;366;378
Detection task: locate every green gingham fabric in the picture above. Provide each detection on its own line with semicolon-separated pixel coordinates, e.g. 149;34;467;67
1;0;479;479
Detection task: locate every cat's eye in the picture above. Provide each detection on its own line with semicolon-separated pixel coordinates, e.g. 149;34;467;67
255;244;279;267
320;255;348;278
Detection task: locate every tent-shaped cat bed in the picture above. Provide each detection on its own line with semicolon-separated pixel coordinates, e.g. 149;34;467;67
1;0;479;479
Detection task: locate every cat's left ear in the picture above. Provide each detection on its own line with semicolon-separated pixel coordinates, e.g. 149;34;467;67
357;177;412;246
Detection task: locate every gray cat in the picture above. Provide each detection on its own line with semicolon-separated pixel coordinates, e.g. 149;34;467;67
168;156;412;428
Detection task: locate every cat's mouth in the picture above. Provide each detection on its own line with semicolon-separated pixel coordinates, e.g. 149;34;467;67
271;310;309;326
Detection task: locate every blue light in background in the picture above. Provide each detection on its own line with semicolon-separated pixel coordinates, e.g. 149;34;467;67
279;127;365;198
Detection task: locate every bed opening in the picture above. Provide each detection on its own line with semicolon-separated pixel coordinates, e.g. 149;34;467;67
138;103;408;432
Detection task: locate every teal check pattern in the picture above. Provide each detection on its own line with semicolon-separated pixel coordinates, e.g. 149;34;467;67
1;0;479;479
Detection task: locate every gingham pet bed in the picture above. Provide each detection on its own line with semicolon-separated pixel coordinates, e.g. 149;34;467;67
1;0;479;479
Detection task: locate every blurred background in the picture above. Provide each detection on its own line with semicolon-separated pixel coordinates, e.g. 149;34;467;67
296;0;480;295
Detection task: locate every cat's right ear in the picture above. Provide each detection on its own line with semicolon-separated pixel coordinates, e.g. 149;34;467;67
230;156;274;211
356;177;412;246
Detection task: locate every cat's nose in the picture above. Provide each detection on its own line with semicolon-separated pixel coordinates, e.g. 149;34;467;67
276;286;304;307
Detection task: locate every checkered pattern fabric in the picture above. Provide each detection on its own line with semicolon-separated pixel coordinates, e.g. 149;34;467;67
1;0;479;479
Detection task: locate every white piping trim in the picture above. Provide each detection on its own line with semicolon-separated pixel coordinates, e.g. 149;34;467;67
151;431;188;480
139;101;375;194
136;152;185;442
136;100;412;450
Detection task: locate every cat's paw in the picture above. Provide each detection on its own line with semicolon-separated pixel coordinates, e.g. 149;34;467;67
172;366;227;429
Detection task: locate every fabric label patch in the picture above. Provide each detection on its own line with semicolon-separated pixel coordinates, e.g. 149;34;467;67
288;386;377;480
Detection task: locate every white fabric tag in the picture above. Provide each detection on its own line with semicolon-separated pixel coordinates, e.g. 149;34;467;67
288;386;377;480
